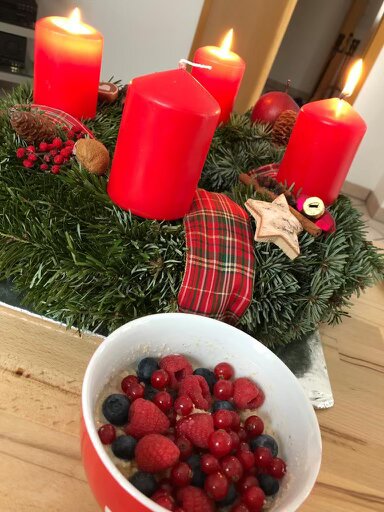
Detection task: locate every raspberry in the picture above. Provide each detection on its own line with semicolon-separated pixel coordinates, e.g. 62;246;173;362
178;486;215;512
16;148;25;158
159;354;193;389
125;398;170;438
233;378;262;410
179;375;211;410
135;433;180;472
176;413;214;449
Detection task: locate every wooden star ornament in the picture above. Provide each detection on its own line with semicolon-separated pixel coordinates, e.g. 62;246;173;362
245;194;303;260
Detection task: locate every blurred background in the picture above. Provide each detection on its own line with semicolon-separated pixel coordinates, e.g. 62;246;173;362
0;0;383;230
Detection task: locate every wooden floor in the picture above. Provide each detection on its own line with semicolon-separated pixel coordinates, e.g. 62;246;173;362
0;260;383;511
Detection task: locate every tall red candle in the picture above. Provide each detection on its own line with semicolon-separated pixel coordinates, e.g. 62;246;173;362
277;60;367;205
34;8;103;119
108;69;220;220
192;29;246;124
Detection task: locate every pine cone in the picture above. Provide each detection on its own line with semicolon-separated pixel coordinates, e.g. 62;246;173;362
9;108;58;144
271;110;298;146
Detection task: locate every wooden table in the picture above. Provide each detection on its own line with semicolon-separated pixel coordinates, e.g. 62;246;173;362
1;279;384;511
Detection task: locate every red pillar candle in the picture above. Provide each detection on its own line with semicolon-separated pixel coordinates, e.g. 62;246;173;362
107;69;220;220
191;29;246;124
277;60;367;205
34;8;103;119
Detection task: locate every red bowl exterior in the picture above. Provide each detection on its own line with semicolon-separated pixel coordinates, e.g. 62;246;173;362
81;417;152;512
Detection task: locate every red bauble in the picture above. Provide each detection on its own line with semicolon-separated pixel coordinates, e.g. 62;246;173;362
251;91;299;125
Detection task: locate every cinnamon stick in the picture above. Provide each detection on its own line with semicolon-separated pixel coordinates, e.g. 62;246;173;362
239;173;322;237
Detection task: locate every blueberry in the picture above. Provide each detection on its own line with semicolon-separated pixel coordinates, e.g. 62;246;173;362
137;357;159;383
129;471;157;497
258;474;280;496
191;466;206;488
212;400;235;412
186;454;201;470
102;394;130;426
193;368;217;391
144;384;158;401
111;435;137;460
249;434;278;457
218;483;237;506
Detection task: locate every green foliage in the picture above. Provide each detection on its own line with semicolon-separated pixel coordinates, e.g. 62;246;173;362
0;84;383;346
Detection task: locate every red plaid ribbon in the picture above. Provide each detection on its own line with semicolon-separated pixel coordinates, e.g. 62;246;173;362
248;163;280;180
178;189;255;325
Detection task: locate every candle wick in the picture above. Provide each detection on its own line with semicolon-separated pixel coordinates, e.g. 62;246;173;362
338;92;348;100
179;59;212;71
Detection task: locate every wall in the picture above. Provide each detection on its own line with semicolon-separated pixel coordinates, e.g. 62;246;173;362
269;0;352;96
37;0;204;82
347;46;384;190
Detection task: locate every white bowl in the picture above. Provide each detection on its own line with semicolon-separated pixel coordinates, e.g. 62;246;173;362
82;313;322;512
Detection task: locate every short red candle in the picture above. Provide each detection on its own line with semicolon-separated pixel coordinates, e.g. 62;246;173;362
107;68;220;220
34;8;103;119
192;30;246;124
277;98;366;205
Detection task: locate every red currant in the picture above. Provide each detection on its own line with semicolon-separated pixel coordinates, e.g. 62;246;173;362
254;447;273;469
268;457;287;479
175;436;193;460
214;362;234;380
201;453;220;474
151;369;170;389
16;148;25;158
237;475;259;494
98;424;116;444
230;412;241;432
40;163;49;171
174;396;193;416
238;427;247;441
43;154;51;162
153;493;175;510
209;430;233;458
52;137;63;148
221;455;244;482
204;471;229;501
125;382;145;401
171;462;192;487
242;486;265;511
22;159;34;168
39;142;49;152
244;416;264;438
213;409;233;430
153;391;173;412
65;139;75;146
53;154;64;165
121;375;139;393
26;145;35;152
229;431;240;450
213;380;234;400
236;449;255;471
27;153;38;162
51;165;61;174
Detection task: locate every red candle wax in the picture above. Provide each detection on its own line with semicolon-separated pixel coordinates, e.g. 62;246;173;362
107;69;220;220
192;30;245;124
277;98;367;205
34;8;103;119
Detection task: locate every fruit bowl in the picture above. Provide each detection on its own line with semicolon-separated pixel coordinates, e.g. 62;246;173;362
81;313;322;512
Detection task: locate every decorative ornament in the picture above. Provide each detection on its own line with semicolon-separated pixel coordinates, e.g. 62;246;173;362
271;109;298;146
251;80;299;125
302;197;325;219
98;82;119;104
9;108;58;144
315;211;336;234
74;138;110;175
245;194;303;260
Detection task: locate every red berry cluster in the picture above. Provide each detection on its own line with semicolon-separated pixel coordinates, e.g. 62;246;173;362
15;126;87;174
98;356;287;512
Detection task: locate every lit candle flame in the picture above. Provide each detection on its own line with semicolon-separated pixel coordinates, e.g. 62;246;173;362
220;29;233;55
52;7;93;35
341;58;363;98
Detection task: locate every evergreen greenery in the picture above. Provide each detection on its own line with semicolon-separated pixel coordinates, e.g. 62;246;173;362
0;84;383;347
